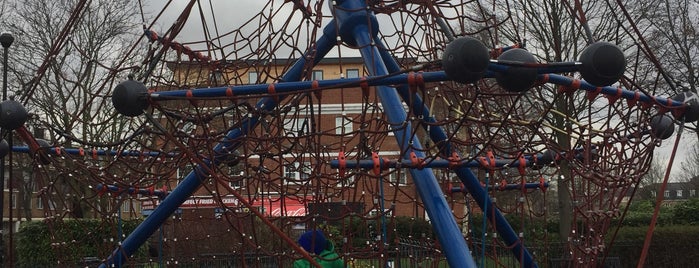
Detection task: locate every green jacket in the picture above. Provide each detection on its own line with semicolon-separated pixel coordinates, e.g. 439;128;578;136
293;241;344;268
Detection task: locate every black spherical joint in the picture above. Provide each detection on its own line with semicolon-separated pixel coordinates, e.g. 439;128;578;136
495;48;538;92
578;42;626;87
649;114;675;140
442;37;490;84
112;80;149;117
532;149;557;170
0;32;14;48
671;91;699;123
0;100;28;130
0;139;8;158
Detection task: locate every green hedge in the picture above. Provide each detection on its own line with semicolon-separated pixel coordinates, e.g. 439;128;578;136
606;225;699;267
16;219;144;267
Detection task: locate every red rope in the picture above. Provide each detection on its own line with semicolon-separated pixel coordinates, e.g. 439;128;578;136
637;127;683;267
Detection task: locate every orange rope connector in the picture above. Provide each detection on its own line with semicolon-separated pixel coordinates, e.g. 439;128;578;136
371;152;382;176
360;77;369;97
338;151;347;177
448;152;459;169
517;155;527;175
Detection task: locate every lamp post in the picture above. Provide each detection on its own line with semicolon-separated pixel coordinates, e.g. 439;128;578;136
0;31;15;266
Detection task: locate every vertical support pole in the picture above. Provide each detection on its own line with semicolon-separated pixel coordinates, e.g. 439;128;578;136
0;32;15;267
330;1;477;267
100;24;339;267
374;38;538;267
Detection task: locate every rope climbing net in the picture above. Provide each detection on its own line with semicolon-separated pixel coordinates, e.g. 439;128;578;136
2;0;697;267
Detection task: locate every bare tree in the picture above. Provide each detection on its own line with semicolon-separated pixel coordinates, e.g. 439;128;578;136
678;141;699;183
466;0;626;243
635;0;699;140
1;0;143;224
636;155;668;200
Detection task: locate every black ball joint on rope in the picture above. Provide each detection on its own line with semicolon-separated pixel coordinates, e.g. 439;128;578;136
649;114;675;140
578;42;626;87
112;80;149;117
647;91;699;140
0;99;28;158
442;37;490;84
442;38;627;92
495;48;539;92
0;99;28;130
671;91;699;123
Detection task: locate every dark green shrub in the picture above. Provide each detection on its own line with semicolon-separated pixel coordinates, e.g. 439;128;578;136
16;219;144;267
673;198;699;224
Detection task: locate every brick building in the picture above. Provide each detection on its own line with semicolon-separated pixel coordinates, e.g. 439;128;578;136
144;57;469;225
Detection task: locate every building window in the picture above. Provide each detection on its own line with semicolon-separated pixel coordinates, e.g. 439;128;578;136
122;200;130;212
229;168;244;189
38;196;56;210
209;70;224;85
691;189;696;197
389;168;407;186
248;71;258;84
284;117;308;136
664;190;670;198
176;166;194;185
346;69;360;79
335;116;353;134
312;70;323;80
11;195;16;209
677;190;683;198
283;162;311;186
337;175;356;187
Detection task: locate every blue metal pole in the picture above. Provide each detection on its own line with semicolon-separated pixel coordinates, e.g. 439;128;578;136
331;1;477;267
11;146;177;158
95;184;169;198
146;71;687;110
374;38;538;267
451;182;549;193
100;23;339;267
329;148;589;169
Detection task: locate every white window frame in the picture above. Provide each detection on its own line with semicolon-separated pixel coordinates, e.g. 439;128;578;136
677;190;683;198
336;174;356;187
346;69;360;79
248;71;258;84
283;162;311;186
312;70;323;80
284;117;308;136
691;189;696;197
388;168;407;186
122;200;131;212
664;190;670;198
335;116;353;134
229;168;244;189
209;70;224;85
38;196;57;210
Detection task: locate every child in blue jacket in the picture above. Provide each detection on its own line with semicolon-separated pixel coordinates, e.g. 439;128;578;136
294;230;345;268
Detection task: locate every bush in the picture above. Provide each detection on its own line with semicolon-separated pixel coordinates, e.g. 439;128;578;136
16;219;144;267
673;198;699;224
607;225;699;267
